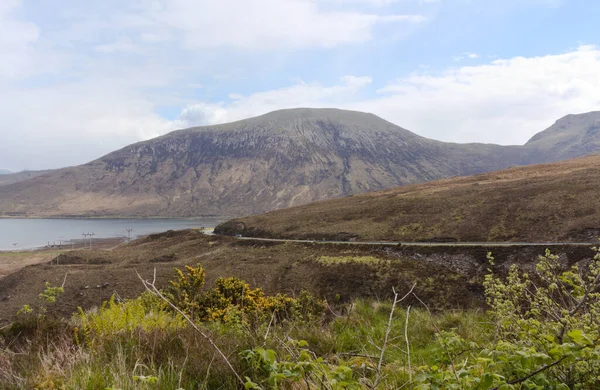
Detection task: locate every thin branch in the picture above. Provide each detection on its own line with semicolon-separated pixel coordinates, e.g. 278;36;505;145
374;283;416;388
558;272;600;343
492;355;569;390
338;352;379;359
61;273;68;288
263;310;276;345
136;269;245;387
405;305;412;384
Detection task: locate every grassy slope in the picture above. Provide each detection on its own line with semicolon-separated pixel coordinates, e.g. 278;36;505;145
217;154;600;242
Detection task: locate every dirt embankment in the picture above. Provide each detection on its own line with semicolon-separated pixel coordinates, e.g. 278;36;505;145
0;229;597;326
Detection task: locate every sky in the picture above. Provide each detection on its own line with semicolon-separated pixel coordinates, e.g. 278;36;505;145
1;0;599;171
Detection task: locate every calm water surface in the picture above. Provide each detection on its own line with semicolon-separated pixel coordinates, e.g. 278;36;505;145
0;218;224;251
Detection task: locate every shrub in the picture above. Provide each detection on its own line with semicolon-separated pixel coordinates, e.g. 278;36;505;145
413;248;600;389
165;264;326;326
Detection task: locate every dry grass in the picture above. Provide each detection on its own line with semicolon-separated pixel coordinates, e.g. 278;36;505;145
217;155;600;243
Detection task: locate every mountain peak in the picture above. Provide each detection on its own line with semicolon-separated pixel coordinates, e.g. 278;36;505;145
526;111;600;145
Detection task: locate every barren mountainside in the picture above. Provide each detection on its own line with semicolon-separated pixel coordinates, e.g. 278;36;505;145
0;108;599;218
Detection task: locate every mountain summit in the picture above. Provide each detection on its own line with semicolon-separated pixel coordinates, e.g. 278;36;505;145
0;108;599;218
526;111;600;163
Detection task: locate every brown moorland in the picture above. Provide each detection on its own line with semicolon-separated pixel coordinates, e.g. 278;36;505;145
1;229;597;327
216;154;600;243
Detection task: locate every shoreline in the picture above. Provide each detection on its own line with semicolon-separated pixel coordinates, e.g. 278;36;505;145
0;236;128;279
0;236;129;253
0;215;230;220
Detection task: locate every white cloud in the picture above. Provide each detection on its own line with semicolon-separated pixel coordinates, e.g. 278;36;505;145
373;45;600;144
453;52;479;61
0;0;39;78
176;76;373;127
174;46;600;145
0;0;593;173
149;0;425;49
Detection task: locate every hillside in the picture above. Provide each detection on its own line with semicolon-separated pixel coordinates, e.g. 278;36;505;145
525;111;600;164
0;169;53;187
1;108;600;218
216;155;600;242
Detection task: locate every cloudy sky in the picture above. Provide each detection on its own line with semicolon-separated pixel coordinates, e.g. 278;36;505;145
1;0;599;171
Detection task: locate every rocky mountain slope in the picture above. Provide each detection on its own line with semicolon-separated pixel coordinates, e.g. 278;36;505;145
216;154;600;243
0;108;599;218
525;111;600;163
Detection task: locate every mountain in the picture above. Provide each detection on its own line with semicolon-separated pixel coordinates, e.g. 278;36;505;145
525;111;600;163
216;154;600;243
0;169;54;187
0;170;11;175
0;108;599;218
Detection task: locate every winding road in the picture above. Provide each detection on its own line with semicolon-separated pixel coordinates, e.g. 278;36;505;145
232;235;597;247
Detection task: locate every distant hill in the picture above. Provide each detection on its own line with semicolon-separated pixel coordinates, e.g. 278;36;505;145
216;155;600;243
0;170;11;175
0;170;54;187
0;108;599;218
524;111;600;164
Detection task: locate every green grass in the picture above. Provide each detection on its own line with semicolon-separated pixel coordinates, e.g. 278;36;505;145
0;295;491;389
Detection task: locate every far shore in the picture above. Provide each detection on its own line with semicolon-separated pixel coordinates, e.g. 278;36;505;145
0;215;229;220
0;236;128;279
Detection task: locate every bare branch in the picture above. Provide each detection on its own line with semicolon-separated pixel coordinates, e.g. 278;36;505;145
263;310;277;346
374;283;416;388
61;273;68;288
405;305;412;384
492;355;569;390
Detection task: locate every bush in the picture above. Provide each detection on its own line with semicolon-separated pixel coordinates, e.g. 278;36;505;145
164;264;326;326
413;248;600;389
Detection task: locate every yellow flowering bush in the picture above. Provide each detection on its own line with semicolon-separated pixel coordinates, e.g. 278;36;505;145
165;264;326;326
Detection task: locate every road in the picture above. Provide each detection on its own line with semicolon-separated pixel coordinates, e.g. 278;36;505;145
233;236;597;247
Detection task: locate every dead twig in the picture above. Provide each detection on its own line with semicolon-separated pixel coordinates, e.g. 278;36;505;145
405;305;412;384
373;283;416;388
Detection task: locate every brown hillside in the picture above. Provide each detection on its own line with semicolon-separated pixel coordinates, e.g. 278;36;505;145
216;155;600;242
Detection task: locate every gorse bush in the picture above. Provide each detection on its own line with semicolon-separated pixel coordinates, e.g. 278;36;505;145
165;264;326;326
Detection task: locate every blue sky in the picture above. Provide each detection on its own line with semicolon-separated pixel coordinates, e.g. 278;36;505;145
1;0;599;171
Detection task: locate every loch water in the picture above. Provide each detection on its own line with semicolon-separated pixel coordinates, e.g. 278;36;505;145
0;218;224;251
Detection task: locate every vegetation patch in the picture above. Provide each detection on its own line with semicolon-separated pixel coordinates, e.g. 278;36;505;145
2;247;600;388
316;255;388;266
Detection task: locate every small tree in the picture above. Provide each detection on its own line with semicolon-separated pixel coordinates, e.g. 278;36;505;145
415;248;600;389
